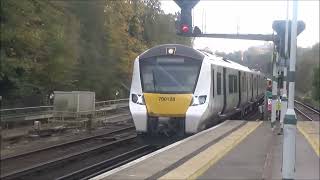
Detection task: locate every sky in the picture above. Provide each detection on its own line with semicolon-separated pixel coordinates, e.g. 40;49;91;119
161;0;319;53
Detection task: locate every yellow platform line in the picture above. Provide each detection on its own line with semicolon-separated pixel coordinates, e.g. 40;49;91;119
297;122;320;156
159;121;263;180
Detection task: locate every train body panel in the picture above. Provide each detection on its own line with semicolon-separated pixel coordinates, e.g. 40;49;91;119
185;60;212;133
211;65;224;115
225;68;239;112
185;103;210;133
129;44;265;137
129;57;147;132
240;71;248;106
143;93;192;117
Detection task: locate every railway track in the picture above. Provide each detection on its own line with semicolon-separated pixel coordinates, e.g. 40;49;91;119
294;100;320;121
1;126;136;180
1;102;264;180
56;145;157;180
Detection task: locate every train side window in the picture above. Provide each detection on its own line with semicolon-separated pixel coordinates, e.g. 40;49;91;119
212;69;215;97
217;72;221;95
246;76;248;91
229;75;233;93
234;75;238;92
254;77;256;90
242;76;245;91
244;75;247;91
243;75;248;91
243;75;245;91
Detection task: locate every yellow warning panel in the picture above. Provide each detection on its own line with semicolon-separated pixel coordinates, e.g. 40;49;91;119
276;100;281;111
143;93;192;117
159;121;262;180
298;121;320;156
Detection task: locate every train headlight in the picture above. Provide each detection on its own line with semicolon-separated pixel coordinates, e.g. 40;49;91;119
131;94;145;105
191;95;207;106
166;47;176;55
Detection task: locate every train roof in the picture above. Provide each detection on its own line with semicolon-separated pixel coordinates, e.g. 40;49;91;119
197;49;261;74
139;44;205;61
137;44;262;75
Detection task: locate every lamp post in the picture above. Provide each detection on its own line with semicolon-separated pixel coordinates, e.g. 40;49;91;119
282;1;298;179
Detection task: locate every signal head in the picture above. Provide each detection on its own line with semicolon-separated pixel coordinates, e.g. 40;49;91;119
181;24;190;33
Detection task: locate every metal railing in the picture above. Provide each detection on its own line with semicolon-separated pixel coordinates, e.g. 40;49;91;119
95;98;129;109
0;98;129;122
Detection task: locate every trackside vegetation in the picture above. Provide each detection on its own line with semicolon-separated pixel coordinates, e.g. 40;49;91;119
0;0;191;107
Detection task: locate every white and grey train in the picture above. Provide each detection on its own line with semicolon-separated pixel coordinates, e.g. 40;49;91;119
129;44;265;137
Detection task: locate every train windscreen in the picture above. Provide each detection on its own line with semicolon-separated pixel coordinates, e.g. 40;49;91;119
140;57;202;93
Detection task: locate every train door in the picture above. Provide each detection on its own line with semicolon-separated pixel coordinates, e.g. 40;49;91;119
216;68;223;114
251;74;254;101
211;65;215;112
222;68;227;114
248;74;251;101
258;76;260;97
237;71;241;108
257;75;260;98
242;72;247;104
246;73;248;102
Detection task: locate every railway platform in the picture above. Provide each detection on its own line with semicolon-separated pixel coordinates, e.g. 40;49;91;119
92;119;319;180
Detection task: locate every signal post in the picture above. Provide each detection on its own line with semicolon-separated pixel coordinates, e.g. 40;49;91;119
273;3;305;180
174;1;305;179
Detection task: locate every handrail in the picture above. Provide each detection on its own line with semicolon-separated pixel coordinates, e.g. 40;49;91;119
0;99;129;121
95;98;129;107
1;106;53;112
1;98;129;112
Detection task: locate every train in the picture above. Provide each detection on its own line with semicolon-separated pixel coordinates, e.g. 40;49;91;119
129;44;265;138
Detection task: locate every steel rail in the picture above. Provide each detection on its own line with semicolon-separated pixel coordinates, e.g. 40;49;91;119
294;100;320;114
1;125;134;161
294;107;313;121
294;100;319;121
1;135;137;180
56;145;156;180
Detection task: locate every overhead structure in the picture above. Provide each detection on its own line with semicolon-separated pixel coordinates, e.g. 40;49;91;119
193;33;275;41
173;0;275;41
174;0;200;36
272;20;305;58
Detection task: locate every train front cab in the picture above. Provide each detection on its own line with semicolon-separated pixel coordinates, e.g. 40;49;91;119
129;44;207;140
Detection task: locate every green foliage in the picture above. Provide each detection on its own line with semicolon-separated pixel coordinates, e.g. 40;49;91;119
215;43;273;75
1;0;78;106
312;66;320;102
296;43;319;100
1;0;191;106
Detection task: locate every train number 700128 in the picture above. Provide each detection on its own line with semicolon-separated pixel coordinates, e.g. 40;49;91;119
158;97;175;102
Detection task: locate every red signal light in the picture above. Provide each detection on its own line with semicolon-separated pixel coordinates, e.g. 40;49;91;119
181;24;190;33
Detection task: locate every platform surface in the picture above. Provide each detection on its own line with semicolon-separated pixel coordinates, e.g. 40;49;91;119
198;121;319;180
93;120;247;180
93;120;319;180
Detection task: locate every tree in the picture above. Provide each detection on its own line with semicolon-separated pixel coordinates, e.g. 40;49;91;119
0;0;77;106
296;43;319;97
1;0;192;106
312;66;320;101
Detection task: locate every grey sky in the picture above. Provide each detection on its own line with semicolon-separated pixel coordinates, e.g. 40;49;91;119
161;0;319;52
